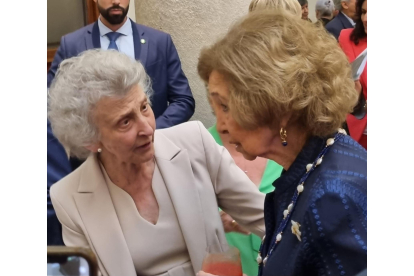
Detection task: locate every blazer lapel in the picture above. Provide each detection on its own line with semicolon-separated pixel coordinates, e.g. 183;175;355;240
339;12;354;29
87;21;101;49
131;21;147;66
154;132;208;273
74;155;136;276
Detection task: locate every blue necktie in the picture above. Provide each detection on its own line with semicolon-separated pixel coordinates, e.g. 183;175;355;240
106;32;122;51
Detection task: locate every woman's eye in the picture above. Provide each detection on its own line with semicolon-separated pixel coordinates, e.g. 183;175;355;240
121;119;129;126
221;104;229;112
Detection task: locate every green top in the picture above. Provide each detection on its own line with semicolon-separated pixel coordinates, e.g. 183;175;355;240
208;124;283;276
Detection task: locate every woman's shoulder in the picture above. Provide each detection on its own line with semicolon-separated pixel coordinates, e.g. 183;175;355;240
155;121;215;153
339;28;354;39
307;135;367;205
50;155;95;200
338;28;354;46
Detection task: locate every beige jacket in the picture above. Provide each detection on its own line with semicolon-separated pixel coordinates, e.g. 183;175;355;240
50;121;265;276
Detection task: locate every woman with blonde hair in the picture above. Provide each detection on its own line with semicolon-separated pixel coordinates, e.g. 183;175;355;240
197;9;366;276
249;0;302;17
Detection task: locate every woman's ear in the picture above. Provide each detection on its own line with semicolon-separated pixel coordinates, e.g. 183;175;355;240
280;112;293;129
85;143;102;153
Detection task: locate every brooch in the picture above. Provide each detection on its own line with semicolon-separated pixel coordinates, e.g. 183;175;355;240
291;220;302;241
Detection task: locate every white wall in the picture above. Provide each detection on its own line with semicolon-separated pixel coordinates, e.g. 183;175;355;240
134;0;253;128
128;0;136;21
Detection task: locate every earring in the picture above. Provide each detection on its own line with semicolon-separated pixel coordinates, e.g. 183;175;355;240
97;148;102;153
280;127;288;146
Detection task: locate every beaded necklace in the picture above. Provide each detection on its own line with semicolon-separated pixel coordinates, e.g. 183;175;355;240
256;129;346;273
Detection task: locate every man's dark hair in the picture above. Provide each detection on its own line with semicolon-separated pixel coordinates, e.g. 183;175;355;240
298;0;308;6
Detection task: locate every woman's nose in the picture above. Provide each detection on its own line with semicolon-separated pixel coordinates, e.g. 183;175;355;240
216;116;229;135
137;118;154;136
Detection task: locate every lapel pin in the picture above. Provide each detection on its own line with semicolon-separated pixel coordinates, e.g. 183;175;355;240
291;220;302;241
141;39;146;44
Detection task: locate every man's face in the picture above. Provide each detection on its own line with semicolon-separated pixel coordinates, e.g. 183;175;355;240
343;0;357;18
96;0;130;25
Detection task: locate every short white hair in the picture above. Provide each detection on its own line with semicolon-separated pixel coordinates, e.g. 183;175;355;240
333;0;349;11
48;49;153;159
316;0;335;16
249;0;302;18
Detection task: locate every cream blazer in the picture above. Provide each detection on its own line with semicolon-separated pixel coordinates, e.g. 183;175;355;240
50;121;265;276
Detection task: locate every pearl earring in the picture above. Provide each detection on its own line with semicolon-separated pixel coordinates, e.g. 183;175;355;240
97;148;102;153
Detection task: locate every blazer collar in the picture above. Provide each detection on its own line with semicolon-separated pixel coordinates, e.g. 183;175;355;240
154;131;208;273
338;12;354;29
76;132;207;274
74;154;136;276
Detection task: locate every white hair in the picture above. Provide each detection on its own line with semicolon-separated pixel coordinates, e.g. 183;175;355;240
48;49;153;159
249;0;302;18
316;0;335;17
333;0;349;11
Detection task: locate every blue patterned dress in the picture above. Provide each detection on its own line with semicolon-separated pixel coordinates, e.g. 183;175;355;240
260;135;367;276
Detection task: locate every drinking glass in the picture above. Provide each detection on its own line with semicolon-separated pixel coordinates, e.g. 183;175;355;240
201;243;243;276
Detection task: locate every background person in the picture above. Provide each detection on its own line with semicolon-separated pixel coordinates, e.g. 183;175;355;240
315;0;335;27
297;0;312;22
339;0;367;149
326;0;357;39
249;0;302;17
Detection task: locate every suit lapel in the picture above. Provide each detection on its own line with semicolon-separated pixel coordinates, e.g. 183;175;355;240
131;21;147;66
90;21;101;49
339;12;354;29
154;132;207;273
74;155;136;276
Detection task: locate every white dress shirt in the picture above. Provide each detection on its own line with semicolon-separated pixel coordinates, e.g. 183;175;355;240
98;17;135;59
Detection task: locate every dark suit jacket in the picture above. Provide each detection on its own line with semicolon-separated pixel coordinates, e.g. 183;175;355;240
47;120;71;245
48;19;195;128
47;19;195;245
325;12;354;40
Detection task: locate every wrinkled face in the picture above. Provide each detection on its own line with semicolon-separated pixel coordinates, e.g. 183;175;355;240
93;85;156;164
301;3;309;19
95;0;130;25
207;70;277;161
361;0;367;34
343;0;357;18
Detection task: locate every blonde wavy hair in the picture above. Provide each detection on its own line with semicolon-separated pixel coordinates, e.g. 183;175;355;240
198;10;358;137
249;0;302;18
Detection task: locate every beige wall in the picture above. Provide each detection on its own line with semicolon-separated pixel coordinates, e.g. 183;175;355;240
308;0;317;22
134;0;253;128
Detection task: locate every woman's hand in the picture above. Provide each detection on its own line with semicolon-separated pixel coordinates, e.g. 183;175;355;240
355;80;362;94
220;211;251;235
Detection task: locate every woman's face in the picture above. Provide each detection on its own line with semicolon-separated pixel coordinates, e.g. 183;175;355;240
92;85;156;164
361;0;367;34
207;71;277;161
301;4;309;19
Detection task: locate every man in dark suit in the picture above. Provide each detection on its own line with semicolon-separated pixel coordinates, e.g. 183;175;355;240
47;0;195;245
325;0;356;40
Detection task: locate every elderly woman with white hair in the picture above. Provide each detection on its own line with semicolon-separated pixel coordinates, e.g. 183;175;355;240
315;0;335;26
48;49;266;276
